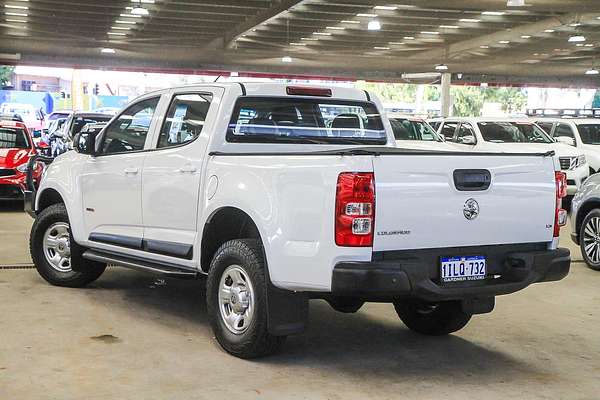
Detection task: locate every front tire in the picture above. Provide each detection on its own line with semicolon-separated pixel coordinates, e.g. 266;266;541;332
579;209;600;271
394;299;472;336
206;239;285;358
30;203;106;287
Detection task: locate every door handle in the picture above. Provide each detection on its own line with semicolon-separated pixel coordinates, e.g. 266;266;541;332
124;167;139;175
178;165;197;173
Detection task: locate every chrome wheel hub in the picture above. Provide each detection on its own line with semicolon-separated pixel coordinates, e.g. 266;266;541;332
583;217;600;264
43;222;72;273
218;265;255;334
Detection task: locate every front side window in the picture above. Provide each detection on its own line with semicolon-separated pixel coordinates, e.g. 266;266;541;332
554;123;575;138
0;127;30;149
456;123;476;142
577;124;600;144
158;93;212;148
536;121;554;134
227;97;386;145
390;119;440;141
440;122;458;140
477;122;552;143
100;97;159;155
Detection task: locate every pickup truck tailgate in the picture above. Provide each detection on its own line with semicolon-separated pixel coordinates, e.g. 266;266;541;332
372;154;557;252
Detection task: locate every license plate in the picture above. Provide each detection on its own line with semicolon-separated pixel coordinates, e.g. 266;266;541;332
440;256;486;283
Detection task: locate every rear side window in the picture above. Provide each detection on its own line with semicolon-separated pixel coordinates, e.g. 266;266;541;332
0;127;30;149
554;123;575;138
226;97;386;145
536;121;554;134
158;93;212;148
440;122;458;140
578;124;600;144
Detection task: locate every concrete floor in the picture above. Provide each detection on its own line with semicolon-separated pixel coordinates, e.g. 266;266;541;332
1;203;599;399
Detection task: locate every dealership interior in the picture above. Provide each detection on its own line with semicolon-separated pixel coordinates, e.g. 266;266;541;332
2;1;600;399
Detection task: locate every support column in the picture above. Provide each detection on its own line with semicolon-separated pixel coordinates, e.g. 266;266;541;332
441;72;451;117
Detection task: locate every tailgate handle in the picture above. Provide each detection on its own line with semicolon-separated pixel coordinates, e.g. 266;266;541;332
453;169;491;191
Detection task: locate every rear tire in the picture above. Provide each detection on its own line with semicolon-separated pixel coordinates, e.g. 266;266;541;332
579;209;600;271
30;203;106;287
206;239;285;358
394;299;471;336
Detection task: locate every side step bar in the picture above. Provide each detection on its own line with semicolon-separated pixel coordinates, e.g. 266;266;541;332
83;249;199;279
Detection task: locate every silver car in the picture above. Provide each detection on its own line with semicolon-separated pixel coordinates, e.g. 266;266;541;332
571;174;600;270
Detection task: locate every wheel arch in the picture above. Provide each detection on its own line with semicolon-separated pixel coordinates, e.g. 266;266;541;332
36;187;65;212
200;206;265;274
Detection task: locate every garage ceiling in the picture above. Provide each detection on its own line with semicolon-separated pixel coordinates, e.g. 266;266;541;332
2;0;600;85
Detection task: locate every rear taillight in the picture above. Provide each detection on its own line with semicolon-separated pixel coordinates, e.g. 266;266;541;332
335;172;375;247
554;171;567;237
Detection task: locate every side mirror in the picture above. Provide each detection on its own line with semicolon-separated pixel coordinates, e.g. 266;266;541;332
459;135;476;145
555;136;575;146
74;131;97;156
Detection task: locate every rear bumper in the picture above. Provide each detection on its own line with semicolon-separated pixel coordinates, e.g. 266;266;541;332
332;246;570;302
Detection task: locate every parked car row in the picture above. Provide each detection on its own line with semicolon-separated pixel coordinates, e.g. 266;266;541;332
24;83;571;359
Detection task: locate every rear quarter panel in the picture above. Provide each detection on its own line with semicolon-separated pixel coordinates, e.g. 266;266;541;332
202;154;373;291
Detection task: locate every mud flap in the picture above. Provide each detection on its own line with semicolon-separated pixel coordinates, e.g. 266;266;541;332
461;297;495;315
266;282;309;336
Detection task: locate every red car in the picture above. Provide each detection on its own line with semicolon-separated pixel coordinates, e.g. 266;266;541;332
0;119;44;201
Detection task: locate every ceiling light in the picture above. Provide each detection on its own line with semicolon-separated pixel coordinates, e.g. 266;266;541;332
403;36;415;40
132;0;154;3
374;46;390;50
499;40;510;44
341;20;360;24
313;32;331;36
421;31;440;35
585;69;599;75
107;32;127;36
568;35;586;42
507;0;526;5
357;13;377;17
368;20;381;30
4;4;28;9
5;18;26;22
459;18;481;23
131;7;149;15
544;29;555;33
101;48;115;54
440;25;459;29
388;42;405;45
120;13;141;18
374;6;397;10
4;12;27;16
325;26;345;30
521;35;531;39
482;11;505;15
281;56;292;63
300;37;318;41
569;23;581;27
289;42;306;46
111;26;131;30
435;64;449;71
576;43;585;47
480;45;490;48
115;19;137;24
585;43;594;47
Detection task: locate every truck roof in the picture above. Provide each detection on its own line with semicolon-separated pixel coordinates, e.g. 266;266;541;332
141;82;371;102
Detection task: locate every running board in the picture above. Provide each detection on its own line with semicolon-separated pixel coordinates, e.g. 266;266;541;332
83;249;199;279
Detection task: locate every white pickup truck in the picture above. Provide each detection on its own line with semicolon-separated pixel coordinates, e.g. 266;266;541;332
26;83;570;358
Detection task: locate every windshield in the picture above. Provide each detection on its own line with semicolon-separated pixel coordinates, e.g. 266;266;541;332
227;97;386;145
0;127;30;149
390;118;441;141
577;124;600;145
477;122;553;143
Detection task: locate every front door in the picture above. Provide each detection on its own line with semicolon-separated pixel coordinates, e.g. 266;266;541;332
81;96;162;245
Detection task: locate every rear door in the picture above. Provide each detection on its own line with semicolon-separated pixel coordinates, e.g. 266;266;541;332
372;154;556;251
141;89;222;260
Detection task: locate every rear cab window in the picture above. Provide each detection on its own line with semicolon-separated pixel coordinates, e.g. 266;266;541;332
226;97;386;145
